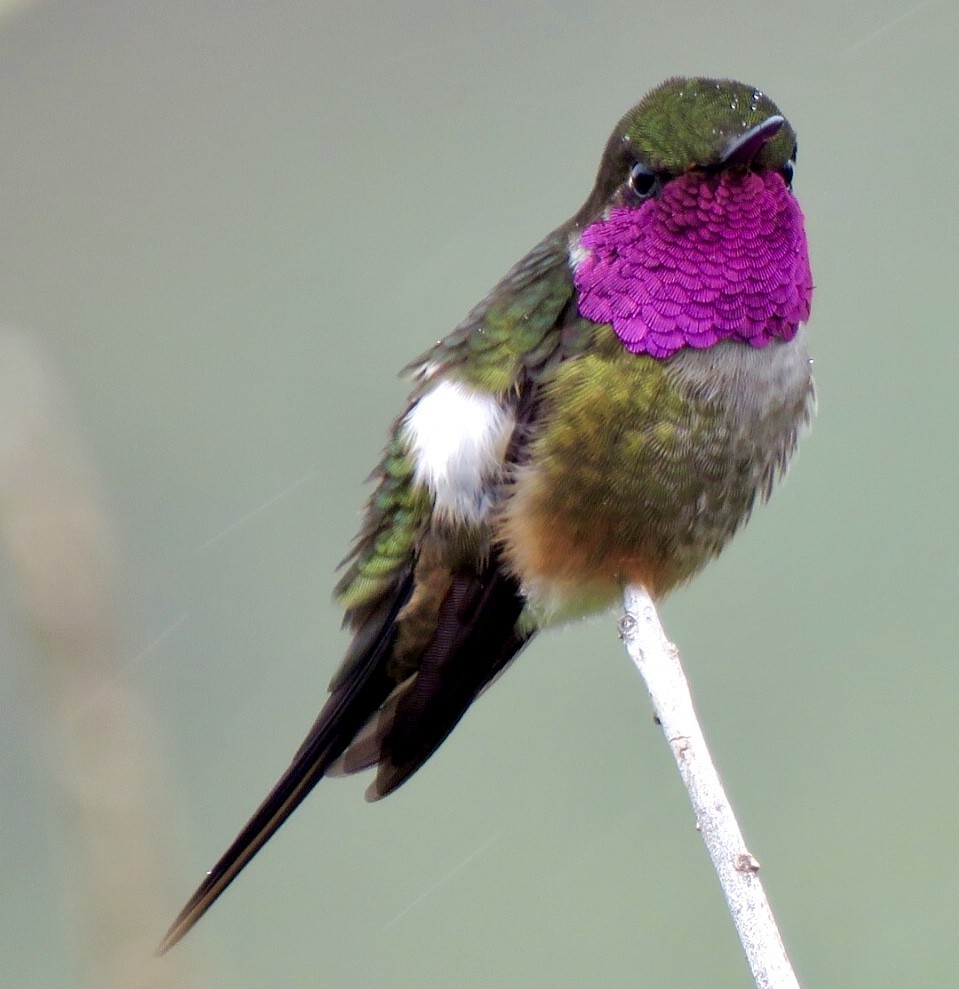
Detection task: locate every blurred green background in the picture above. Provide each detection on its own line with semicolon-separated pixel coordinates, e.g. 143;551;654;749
1;2;957;986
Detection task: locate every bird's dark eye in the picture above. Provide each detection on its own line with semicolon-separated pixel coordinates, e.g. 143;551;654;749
780;159;795;188
628;162;660;200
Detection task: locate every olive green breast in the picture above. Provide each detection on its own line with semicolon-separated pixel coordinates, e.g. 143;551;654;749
498;325;814;612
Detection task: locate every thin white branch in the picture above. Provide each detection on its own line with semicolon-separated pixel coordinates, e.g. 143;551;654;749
620;584;800;989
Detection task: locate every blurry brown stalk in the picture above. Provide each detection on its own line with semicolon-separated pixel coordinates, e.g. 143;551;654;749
0;329;204;988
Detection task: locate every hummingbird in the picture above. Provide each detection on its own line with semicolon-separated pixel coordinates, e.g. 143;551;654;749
161;76;814;951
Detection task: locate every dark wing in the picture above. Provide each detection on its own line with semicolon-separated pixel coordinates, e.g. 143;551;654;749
332;228;593;794
160;228;595;952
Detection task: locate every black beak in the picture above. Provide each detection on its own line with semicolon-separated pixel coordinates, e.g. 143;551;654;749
720;115;785;166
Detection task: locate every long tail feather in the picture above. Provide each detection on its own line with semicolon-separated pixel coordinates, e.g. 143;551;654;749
161;556;532;951
158;571;413;953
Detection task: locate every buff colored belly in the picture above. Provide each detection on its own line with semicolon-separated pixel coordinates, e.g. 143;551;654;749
499;331;813;615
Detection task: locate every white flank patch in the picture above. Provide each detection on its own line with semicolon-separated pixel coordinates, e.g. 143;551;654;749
567;234;590;272
402;379;514;524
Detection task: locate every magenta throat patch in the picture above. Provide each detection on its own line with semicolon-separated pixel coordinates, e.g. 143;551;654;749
573;171;813;358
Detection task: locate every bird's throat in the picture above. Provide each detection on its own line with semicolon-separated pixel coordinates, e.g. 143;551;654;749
572;171;813;358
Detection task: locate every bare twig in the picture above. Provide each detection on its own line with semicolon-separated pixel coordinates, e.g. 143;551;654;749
620;584;800;989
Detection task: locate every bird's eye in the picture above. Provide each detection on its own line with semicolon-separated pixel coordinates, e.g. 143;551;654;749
628;162;660;200
780;159;795;188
